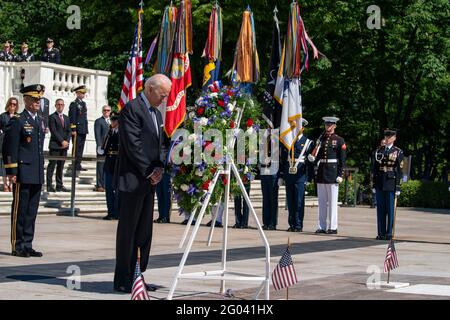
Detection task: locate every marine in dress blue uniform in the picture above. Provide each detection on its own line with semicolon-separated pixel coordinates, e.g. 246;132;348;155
68;85;89;171
3;84;45;257
280;119;314;232
371;129;404;240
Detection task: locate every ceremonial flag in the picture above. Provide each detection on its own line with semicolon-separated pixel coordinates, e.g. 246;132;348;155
144;35;158;66
272;247;298;291
131;250;150;300
118;7;144;110
384;240;399;272
276;1;319;150
261;7;282;129
231;6;260;84
164;0;193;137
155;5;178;74
202;4;223;91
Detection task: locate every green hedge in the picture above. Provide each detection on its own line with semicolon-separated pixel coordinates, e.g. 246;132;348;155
398;180;450;208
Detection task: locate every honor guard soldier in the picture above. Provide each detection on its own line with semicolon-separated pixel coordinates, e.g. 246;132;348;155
16;42;35;62
69;85;89;171
100;112;120;220
259;115;280;231
308;116;346;235
0;41;16;62
280;119;314;232
41;38;61;64
3;84;46;257
371;129;404;240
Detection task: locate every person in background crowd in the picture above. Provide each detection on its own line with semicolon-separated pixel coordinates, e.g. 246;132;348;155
38;86;50;133
100;112;119;220
0;97;19;191
16;42;35;62
69;85;88;171
94;105;111;192
41;38;60;64
0;41;16;61
46;99;71;192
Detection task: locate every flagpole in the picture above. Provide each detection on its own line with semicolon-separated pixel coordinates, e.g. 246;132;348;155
286;237;290;300
387;195;398;284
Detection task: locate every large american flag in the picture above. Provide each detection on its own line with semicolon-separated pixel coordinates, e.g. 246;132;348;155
272;247;298;290
384;240;399;272
131;258;150;300
118;8;144;110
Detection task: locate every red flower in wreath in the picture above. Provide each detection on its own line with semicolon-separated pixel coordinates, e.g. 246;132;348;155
218;99;225;108
246;118;254;128
202;181;211;191
230;121;235;129
197;107;205;116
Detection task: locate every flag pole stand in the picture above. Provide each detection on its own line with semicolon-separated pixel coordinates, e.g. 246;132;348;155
167;106;271;300
367;195;409;290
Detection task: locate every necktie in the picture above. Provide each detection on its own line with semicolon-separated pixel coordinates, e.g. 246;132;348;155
106;118;110;126
149;107;159;136
60;114;65;128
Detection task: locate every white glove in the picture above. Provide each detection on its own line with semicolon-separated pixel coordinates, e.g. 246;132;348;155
336;177;343;184
97;146;105;155
395;191;401;197
307;154;316;162
278;178;284;187
372;188;376;194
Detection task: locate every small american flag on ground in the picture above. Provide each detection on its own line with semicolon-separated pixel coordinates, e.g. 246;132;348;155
272;247;298;290
384;239;399;272
131;258;150;300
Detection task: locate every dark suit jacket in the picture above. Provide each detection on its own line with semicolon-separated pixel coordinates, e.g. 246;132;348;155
3;111;45;184
116;94;164;193
0;112;17;154
38;97;50;129
48;112;71;150
94;117;110;149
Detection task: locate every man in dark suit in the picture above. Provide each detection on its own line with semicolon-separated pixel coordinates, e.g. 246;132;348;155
113;74;171;293
69;85;88;171
94;105;111;192
38;86;50;133
3;84;46;257
47;99;71;192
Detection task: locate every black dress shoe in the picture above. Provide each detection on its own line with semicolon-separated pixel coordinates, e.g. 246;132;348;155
326;229;338;234
295;227;303;232
315;229;326;234
145;283;158;292
154;217;170;224
262;225;268;230
56;186;69;192
376;235;385;240
287;227;295;232
114;286;131;294
12;249;30;257
103;215;114;220
268;225;276;231
232;224;242;229
27;248;43;257
47;187;56;193
215;222;223;228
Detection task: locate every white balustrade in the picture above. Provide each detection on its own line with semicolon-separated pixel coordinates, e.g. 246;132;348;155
0;61;111;155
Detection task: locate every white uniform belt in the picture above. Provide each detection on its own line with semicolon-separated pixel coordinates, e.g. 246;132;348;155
319;159;338;164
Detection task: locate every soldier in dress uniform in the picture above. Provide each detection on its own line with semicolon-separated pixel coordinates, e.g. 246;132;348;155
371;129;404;240
41;38;60;64
16;42;35;62
3;84;46;257
0;41;16;62
69;85;89;171
280;119;314;232
308;116;346;235
100;112;120;220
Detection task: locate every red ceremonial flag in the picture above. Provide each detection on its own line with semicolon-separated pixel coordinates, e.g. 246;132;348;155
164;53;192;137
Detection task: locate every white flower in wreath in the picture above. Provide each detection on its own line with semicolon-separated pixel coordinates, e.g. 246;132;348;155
221;119;227;125
246;127;254;135
188;133;197;142
195;169;203;177
248;99;255;107
183;146;192;155
181;184;189;192
209;92;218;98
199;117;209;126
243;166;249;174
228;102;236;112
189;111;195;119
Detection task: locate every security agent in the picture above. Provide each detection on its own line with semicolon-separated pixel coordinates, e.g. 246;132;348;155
371;129;404;240
69;85;89;171
41;38;60;64
280;118;314;232
3;84;46;257
308;116;346;235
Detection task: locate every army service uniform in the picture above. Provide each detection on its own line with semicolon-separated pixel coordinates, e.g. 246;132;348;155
68;86;88;171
